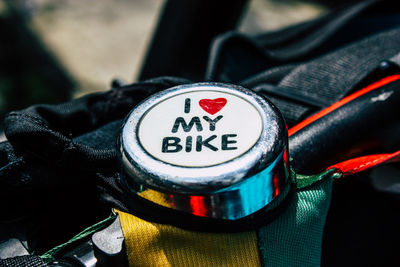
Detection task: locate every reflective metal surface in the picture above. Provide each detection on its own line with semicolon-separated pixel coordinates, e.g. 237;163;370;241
119;83;290;220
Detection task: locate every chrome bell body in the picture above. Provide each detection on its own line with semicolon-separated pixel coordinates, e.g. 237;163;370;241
120;83;291;220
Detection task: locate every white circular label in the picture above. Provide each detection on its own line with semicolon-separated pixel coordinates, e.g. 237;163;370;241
137;90;263;167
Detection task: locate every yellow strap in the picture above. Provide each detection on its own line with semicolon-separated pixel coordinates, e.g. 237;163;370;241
117;210;261;267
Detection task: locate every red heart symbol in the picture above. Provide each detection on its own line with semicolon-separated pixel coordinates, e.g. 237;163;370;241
199;98;227;115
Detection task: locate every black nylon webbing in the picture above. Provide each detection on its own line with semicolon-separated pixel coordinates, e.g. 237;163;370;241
274;27;400;123
279;27;400;102
241;27;400;126
264;96;310;127
0;256;46;267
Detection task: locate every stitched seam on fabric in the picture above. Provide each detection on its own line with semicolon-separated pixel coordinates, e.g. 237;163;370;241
345;155;390;173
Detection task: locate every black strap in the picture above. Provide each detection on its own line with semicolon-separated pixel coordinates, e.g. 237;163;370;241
275;27;400;124
206;0;380;82
0;256;46;267
279;27;400;102
239;26;400;126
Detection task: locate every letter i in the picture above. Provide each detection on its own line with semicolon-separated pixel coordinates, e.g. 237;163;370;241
185;136;192;152
184;98;191;113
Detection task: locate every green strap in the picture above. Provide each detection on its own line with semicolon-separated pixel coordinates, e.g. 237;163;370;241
257;169;341;267
296;168;341;189
41;214;117;263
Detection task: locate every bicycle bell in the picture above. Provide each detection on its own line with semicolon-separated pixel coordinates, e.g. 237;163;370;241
119;83;291;220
